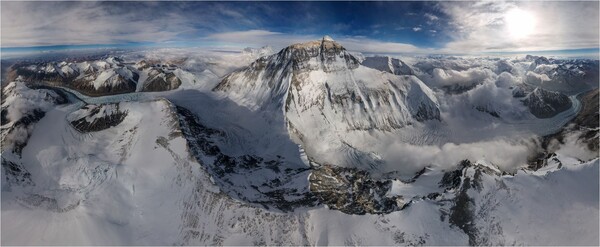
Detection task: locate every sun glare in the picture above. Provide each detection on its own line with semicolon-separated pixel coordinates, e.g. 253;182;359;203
505;8;536;39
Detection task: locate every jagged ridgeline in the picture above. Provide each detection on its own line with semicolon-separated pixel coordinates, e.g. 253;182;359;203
6;57;189;96
215;36;440;134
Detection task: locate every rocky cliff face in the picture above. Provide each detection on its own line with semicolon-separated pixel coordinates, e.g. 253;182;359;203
68;104;128;133
309;165;406;214
518;86;572;118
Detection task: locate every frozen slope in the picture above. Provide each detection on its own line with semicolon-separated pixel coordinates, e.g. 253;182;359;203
0;94;463;245
2;98;596;245
2;99;189;244
1;46;598;245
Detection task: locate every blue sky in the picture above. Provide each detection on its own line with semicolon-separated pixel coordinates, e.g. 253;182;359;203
1;1;598;55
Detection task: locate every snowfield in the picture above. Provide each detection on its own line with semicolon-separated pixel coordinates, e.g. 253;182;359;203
1;38;598;245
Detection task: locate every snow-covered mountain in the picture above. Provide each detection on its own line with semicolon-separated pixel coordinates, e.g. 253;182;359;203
362;56;415;76
523;55;599;94
2;78;597;245
5;57;199;96
518;86;572;118
215;37;441;170
1;39;598;245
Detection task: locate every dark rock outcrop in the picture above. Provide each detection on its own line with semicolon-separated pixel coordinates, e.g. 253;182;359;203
175;105;318;212
2;157;33;187
69;104;128;133
309;165;406;215
520;87;572;118
142;69;182;92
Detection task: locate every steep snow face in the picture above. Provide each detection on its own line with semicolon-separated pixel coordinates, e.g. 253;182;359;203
215;37;440;172
362;56;414;75
415;158;599;246
214;36;362;110
1;99;194;245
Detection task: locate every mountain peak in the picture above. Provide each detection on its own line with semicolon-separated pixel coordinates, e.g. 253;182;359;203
289;36;341;50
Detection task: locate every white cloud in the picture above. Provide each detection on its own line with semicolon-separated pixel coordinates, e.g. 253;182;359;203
1;2;198;47
525;71;551;84
0;2;268;47
438;1;599;53
336;37;425;54
381;138;535;174
551;130;598;161
428;67;496;87
495;71;521;88
424;13;439;21
2;1;596;55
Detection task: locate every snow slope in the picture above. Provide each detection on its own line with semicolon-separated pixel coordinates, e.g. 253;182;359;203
1;42;598;245
215;37;441;173
3;88;596;245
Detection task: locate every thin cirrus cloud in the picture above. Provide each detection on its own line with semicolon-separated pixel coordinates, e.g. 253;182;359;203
1;1;598;55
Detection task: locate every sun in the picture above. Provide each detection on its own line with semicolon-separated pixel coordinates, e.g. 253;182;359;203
504;8;536;39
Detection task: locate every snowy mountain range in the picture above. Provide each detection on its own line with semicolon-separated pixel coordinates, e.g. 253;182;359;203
5;56;198;96
1;37;598;245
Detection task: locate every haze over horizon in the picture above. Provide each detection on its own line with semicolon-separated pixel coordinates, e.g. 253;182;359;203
1;1;599;56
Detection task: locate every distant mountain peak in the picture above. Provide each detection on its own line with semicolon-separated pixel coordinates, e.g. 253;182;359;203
322;35;334;42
